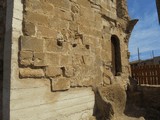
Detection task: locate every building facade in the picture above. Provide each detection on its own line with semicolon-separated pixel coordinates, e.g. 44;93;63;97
1;0;138;119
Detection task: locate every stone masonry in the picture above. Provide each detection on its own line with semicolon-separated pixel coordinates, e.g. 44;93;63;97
19;0;132;90
2;0;137;120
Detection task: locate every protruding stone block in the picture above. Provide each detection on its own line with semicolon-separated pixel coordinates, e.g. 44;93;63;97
25;0;55;16
19;68;45;78
45;66;62;77
51;78;70;91
23;22;35;36
24;11;49;26
34;52;46;66
20;36;44;52
19;51;33;66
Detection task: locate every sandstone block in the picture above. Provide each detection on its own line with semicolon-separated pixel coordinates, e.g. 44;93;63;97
78;25;102;38
72;54;83;65
55;8;72;21
48;17;68;29
77;0;90;8
45;39;70;52
34;52;46;66
20;36;44;52
103;75;111;85
45;53;60;66
64;66;74;77
83;55;94;66
24;11;48;26
47;0;70;10
23;22;35;36
82;78;93;87
19;51;33;66
69;21;78;31
83;35;94;45
19;68;45;78
37;25;57;38
25;0;55;16
60;54;72;66
45;66;62;77
51;77;70;91
79;6;94;20
101;50;110;62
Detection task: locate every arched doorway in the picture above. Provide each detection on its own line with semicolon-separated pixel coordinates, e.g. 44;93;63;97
111;35;122;76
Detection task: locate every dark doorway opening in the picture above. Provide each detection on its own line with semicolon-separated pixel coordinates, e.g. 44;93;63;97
111;35;122;76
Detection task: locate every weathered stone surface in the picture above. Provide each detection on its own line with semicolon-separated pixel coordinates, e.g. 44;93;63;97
48;17;68;29
55;8;72;21
24;11;49;25
64;66;74;77
47;0;71;10
34;52;46;66
95;84;127;119
45;66;62;77
45;53;60;66
25;0;55;16
37;25;57;38
20;36;44;52
20;51;33;66
19;68;45;78
83;55;94;66
51;77;70;91
44;38;70;52
23;22;35;36
8;0;137;119
60;54;72;66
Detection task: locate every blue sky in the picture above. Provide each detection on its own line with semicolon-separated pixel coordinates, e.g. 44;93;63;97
127;0;160;60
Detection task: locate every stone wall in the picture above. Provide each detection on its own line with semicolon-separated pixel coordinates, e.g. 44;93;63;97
19;0;130;90
3;0;133;119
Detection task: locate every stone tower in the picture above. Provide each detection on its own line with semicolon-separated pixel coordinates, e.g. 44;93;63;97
1;0;137;119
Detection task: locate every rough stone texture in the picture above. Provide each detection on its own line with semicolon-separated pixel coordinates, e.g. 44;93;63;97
94;84;127;120
19;51;33;66
51;77;70;91
19;0;132;90
19;68;45;78
45;66;62;77
3;0;137;119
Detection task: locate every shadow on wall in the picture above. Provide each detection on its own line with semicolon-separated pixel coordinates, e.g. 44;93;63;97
125;77;160;120
3;0;13;119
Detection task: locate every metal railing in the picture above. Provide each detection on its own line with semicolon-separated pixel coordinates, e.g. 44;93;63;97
131;65;160;85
